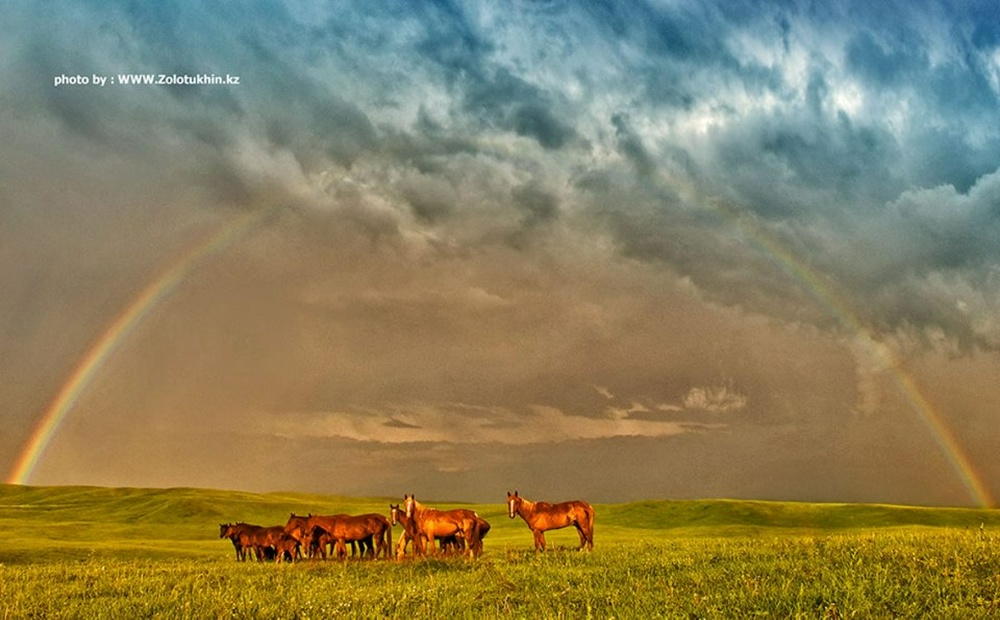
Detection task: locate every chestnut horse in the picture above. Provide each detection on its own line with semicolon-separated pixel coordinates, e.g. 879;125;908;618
506;490;594;552
219;523;251;561
305;513;391;560
389;503;478;558
271;532;301;563
219;522;285;561
469;512;491;555
284;513;331;559
402;494;483;557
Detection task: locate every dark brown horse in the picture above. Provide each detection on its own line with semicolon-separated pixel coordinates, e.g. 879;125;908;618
220;522;296;561
507;490;594;552
219;523;250;561
402;494;482;557
219;522;279;561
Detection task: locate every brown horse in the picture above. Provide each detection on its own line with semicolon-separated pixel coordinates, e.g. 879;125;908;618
285;513;376;559
506;490;594;552
272;532;301;563
252;525;291;561
389;503;466;559
284;513;327;559
219;523;251;561
230;523;295;561
219;522;280;561
402;494;483;557
473;513;491;553
307;513;391;560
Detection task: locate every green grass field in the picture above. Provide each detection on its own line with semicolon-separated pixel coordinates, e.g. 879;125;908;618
2;485;1000;618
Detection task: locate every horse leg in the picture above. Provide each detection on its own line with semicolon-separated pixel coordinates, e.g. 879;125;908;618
574;523;587;550
395;531;408;559
463;527;475;558
533;530;546;553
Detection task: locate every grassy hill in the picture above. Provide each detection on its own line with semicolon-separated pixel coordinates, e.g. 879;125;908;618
2;484;999;564
600;497;1000;532
4;485;1000;617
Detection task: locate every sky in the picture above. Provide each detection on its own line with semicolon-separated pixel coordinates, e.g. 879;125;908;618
2;0;1000;506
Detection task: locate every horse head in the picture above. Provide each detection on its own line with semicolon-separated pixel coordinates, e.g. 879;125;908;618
389;503;401;525
507;491;521;519
403;494;416;519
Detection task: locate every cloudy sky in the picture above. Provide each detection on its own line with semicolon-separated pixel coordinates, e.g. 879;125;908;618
3;0;1000;506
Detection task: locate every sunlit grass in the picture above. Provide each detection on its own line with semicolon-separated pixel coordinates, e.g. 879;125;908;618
3;485;1000;617
4;531;1000;618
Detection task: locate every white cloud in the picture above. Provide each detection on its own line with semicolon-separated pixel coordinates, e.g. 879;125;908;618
682;385;748;413
265;401;705;445
606;401;650;420
593;385;615;400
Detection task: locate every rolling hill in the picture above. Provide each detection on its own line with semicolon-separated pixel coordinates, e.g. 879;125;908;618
2;484;998;564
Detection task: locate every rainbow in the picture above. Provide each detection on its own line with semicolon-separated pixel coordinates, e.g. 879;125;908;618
6;207;278;485
6;192;992;507
729;208;994;508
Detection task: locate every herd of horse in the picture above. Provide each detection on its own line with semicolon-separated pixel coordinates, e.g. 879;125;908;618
218;491;595;562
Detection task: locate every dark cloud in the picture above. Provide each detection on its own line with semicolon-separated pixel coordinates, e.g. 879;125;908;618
845;30;924;88
3;0;1000;506
611;113;657;179
512;181;559;227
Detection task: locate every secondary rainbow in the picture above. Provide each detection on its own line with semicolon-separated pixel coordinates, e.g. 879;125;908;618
6;207;277;485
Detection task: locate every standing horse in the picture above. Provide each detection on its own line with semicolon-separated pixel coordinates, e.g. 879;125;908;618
390;503;476;559
272;532;301;563
307;513;391;560
402;494;482;557
284;513;328;559
219;523;250;561
389;503;420;559
219;522;280;561
506;490;594;552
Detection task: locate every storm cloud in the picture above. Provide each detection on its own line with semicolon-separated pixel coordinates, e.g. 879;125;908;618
2;0;1000;506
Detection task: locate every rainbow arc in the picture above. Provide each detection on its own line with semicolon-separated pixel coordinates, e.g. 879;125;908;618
6;199;993;507
6;207;277;486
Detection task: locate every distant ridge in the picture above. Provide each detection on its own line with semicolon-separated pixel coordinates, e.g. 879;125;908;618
3;484;998;531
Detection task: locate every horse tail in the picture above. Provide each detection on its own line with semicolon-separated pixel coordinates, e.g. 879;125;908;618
586;503;595;549
469;515;481;556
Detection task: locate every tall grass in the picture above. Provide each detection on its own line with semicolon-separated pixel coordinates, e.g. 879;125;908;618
3;531;1000;618
3;485;1000;617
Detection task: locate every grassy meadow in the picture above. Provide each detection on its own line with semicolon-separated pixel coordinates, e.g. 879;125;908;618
2;485;1000;617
